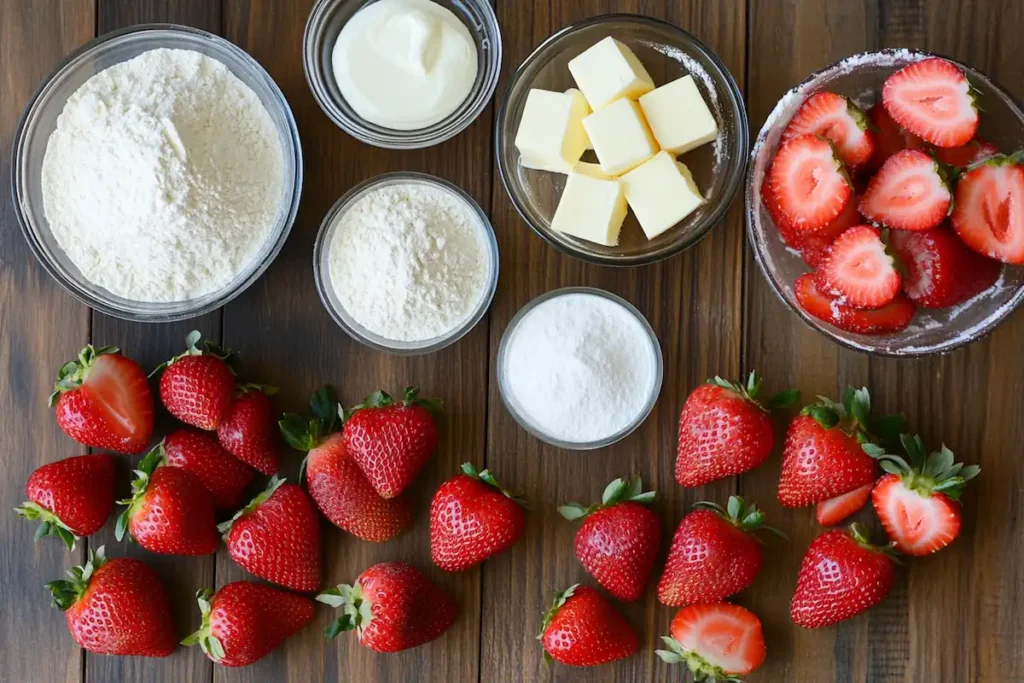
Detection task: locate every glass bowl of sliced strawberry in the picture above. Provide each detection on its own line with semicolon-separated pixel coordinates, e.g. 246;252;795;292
746;49;1024;356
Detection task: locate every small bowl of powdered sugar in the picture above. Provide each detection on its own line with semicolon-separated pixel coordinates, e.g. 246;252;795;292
313;172;498;354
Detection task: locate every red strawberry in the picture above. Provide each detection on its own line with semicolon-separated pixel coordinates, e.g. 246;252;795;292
657;496;781;607
790;524;897;628
342;387;441;499
867;103;923;171
765;134;852;234
932;138;999;167
952;154;1024;264
157;331;236;430
538;585;638;667
317;562;458;653
16;454;115;550
794;273;916;335
217;385;281;475
868;434;979;556
676;373;799;488
431;462;527;572
882;57;978;148
798;193;863;268
889;227;1002;307
50;345;153;454
183;581;314;667
859;150;951;231
782;92;874;168
815;483;872;527
778;388;895;508
116;446;218;555
815;225;902;308
161;428;255;510
46;546;176;657
655;603;766;678
558;476;660;602
220;477;321;592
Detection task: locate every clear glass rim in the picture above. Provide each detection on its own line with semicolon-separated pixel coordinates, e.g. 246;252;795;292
312;171;499;356
496;286;664;450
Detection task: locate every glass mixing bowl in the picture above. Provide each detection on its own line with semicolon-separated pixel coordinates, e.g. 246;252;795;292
12;24;303;323
746;49;1024;357
495;14;748;266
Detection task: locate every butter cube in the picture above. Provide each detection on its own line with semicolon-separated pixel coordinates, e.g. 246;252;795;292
639;75;719;155
568;37;655;110
565;89;594;149
520;153;574;174
515;89;590;172
550;172;628;246
571;161;612;180
620;151;704;239
583;98;659;176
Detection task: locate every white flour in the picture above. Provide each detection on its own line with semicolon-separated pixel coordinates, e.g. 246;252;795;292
502;293;658;444
328;183;489;341
42;48;284;302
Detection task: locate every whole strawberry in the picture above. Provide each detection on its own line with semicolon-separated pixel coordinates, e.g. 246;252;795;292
790;524;897;628
869;434;979;556
558;476;659;602
317;562;458;653
156;331;236;430
538;584;638;667
50;345;153;454
656;603;767;678
183;581;315;667
16;454;115;550
342;387;441;499
676;372;799;487
657;496;782;607
218;385;281;475
161;429;256;510
116;446;218;556
281;386;413;543
430;462;527;572
220;477;321;592
46;546;176;657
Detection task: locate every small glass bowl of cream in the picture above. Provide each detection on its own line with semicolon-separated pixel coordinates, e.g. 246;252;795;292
304;0;501;149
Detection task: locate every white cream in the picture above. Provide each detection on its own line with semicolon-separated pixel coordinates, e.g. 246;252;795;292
332;0;478;131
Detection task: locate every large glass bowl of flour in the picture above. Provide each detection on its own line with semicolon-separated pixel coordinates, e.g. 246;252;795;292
12;24;302;322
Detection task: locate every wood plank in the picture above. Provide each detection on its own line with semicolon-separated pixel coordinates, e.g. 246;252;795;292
0;3;94;683
213;1;493;681
481;2;747;681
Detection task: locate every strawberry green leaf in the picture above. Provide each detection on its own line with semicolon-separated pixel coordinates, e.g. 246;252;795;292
309;386;338;429
960;464;981;481
279;414;314;451
557;503;590;521
325;615;356;639
538;584;577;639
461;462;480;478
727;496;741;520
767;388;801;410
601;478;628;505
805;404;841;428
870;414;909;449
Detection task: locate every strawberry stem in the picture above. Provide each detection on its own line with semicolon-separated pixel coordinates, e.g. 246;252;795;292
45;546;106;611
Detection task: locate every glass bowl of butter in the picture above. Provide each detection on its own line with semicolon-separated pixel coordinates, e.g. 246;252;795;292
496;15;748;266
304;0;501;149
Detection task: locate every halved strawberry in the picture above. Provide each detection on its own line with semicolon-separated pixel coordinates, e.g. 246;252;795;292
951;154;1024;264
656;603;766;678
782;92;874;168
932;139;999;168
798;194;863;268
794;274;916;335
882;57;979;148
766;134;852;234
859;150;951;231
815;483;872;527
815;226;901;308
889;227;1002;307
867;104;923;171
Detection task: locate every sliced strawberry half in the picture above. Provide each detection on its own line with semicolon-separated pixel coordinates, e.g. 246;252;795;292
799;194;863;268
932;138;999;168
656;603;766;678
766;134;852;234
816;483;872;527
782;92;875;168
951;154;1024;264
889;227;1002;307
867;104;924;171
816;226;902;308
859;149;951;231
794;273;916;335
882;57;978;148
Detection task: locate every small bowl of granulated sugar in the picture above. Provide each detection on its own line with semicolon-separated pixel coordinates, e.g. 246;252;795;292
314;172;499;354
497;287;663;449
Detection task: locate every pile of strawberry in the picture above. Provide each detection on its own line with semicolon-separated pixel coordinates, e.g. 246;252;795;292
762;57;1022;335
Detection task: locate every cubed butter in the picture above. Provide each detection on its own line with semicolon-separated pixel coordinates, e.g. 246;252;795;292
620;151;704;239
565;89;594;149
515;89;590;172
639;75;719;155
549;172;628;246
520;153;574;174
583;98;659;176
571;161;612;179
568;37;655;110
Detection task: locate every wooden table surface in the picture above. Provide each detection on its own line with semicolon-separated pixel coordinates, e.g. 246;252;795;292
2;1;1022;682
